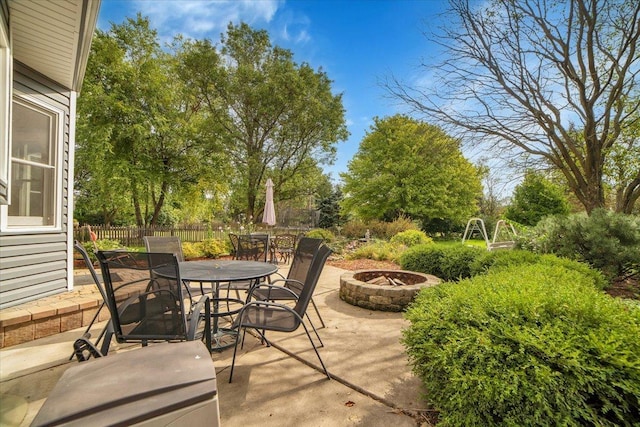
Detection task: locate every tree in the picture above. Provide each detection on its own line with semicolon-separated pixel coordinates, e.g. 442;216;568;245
318;185;344;229
340;115;482;232
386;0;640;214
175;23;348;219
505;170;570;226
76;15;228;226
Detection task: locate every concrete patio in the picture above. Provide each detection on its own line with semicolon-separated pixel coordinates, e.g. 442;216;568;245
0;264;433;426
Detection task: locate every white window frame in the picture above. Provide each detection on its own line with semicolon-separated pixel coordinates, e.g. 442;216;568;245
0;13;11;205
1;92;65;232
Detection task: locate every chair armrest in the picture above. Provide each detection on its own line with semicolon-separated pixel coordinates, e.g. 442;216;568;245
270;278;303;287
188;294;211;343
247;283;299;300
235;300;305;326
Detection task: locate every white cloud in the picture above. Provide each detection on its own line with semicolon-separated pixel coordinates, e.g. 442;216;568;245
133;0;284;40
279;13;311;45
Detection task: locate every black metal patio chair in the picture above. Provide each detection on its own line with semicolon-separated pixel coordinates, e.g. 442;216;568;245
143;235;207;302
71;241;113;360
95;250;211;354
249;237;326;331
272;233;296;264
222;234;271;301
229;243;332;383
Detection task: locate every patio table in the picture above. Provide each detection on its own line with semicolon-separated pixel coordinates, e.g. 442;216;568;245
175;260;278;351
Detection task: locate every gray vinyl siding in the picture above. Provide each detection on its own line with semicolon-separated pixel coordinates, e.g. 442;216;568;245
0;3;8;205
0;62;72;309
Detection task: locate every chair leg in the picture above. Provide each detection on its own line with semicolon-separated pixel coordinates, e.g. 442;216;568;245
99;321;115;356
73;337;103;361
310;298;326;329
229;326;244;383
68;300;112;360
300;322;331;380
304;313;324;348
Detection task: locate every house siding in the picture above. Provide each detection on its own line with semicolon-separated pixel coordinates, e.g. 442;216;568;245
0;62;72;309
0;3;8;205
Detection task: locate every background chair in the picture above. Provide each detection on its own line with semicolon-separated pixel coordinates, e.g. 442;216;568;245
144;235;205;302
249;237;326;330
223;234;271;301
229;243;332;382
228;233;239;259
96;250;211;354
236;234;270;262
272;233;296;264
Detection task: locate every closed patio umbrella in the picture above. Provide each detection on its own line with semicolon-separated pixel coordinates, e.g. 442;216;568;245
262;178;276;226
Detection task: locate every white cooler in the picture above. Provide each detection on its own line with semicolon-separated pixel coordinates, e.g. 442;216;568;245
31;341;220;426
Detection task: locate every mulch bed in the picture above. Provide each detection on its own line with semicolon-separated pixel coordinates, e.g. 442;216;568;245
326;258;401;271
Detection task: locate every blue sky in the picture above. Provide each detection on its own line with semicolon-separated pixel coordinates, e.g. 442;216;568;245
97;0;450;182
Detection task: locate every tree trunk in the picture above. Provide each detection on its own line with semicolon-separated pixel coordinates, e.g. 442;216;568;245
618;177;640;214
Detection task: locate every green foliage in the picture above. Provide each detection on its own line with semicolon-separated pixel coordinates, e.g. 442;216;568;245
341;220;369;239
505;171;570;226
470;250;607;289
390;230;433;247
181;242;201;260
519;209;640;279
199;239;227;258
403;264;640;426
470;249;541;274
341;217;419;240
340;115;482;232
346;241;402;262
81;239;124;264
317;186;344;229
400;244;484;281
306;228;336;242
182;239;228;259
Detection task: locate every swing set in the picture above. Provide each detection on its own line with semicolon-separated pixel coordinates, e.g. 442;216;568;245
461;218;517;251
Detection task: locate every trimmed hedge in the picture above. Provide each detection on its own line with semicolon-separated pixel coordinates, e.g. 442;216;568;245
403;264;640;426
470;249;607;289
399;244;484;281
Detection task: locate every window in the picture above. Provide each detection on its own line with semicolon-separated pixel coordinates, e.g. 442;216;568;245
0;14;10;204
4;96;63;229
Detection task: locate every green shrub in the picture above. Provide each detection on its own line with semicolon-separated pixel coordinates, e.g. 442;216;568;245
373;216;420;239
199;238;227;258
403;264;640;426
400;244;444;275
341;217;419;240
306;228;336;242
471;250;607;289
520;209;640;279
181;242;202;259
390;229;433;247
182;239;227;259
470;249;541;275
400;244;484;281
346;241;401;262
538;254;607;290
341;220;369;239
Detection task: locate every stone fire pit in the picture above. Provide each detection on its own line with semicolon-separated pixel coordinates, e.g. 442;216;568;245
339;269;441;312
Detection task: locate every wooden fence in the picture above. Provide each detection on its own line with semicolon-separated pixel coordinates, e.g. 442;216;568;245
73;224;310;248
